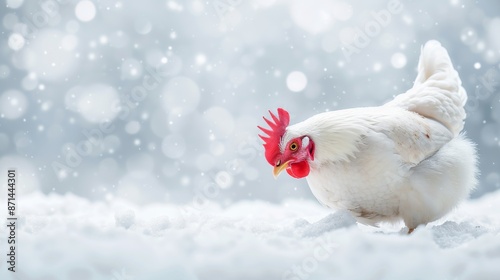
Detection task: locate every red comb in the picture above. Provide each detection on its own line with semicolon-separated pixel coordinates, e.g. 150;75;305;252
258;108;290;165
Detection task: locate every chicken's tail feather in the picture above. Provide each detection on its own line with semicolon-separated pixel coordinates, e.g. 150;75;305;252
386;40;467;136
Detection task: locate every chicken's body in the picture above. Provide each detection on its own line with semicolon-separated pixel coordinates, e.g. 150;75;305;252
259;41;478;231
288;107;476;229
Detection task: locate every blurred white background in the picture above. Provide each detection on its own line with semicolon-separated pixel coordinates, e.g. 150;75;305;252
1;0;499;206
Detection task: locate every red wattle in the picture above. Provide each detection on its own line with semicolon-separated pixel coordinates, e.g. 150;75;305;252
286;161;310;178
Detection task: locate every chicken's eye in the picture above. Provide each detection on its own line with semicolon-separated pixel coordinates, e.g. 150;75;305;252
289;142;298;151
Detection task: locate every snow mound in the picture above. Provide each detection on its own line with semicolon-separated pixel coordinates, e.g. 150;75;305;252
1;191;499;279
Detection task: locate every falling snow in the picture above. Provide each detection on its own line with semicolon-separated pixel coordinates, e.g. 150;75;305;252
0;0;499;279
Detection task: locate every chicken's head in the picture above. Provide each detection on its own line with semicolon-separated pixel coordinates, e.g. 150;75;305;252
258;108;315;179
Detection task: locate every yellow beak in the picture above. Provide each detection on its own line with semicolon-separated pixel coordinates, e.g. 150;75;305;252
273;160;291;179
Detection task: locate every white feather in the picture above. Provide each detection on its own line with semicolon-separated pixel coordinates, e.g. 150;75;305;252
283;41;478;230
385;40;467;136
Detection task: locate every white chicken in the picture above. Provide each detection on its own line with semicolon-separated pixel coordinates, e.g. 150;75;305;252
258;40;478;233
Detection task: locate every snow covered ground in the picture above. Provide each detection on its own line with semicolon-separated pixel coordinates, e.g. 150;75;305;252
1;191;499;280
